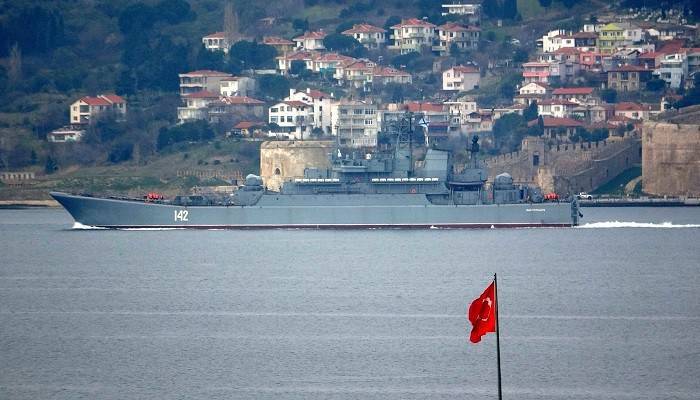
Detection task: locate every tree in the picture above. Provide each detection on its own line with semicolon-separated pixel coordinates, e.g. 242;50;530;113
384;16;401;30
523;101;538;122
289;60;311;78
538;0;552;7
646;78;666;92
8;43;21;88
224;2;240;45
600;88;617;103
157;121;215;151
228;41;277;72
258;74;290;100
44;156;58;174
194;44;225;71
323;33;362;53
492;113;528;152
108;142;134;163
292;18;309;32
502;0;518;19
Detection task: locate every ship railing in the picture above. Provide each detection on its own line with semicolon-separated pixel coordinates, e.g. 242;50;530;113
293;178;341;184
370;177;440;183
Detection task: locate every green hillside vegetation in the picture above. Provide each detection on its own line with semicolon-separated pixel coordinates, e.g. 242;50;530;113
0;0;606;196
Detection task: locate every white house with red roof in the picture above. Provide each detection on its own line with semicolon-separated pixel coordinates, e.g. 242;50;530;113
342;24;386;49
179;70;233;96
219;76;256;97
441;3;481;23
293;31;327;51
435;22;480;55
268;100;314;139
178;91;220;123
614;102;653;120
70;94;126;125
263;36;295;55
48;126;86;142
534;117;585;139
442;66;480;91
551;87;596;105
537;99;578;118
202;32;230;53
390;18;436;54
207;96;265;123
287;88;337;134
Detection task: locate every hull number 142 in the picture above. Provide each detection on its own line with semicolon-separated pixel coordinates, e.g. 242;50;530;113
174;210;189;221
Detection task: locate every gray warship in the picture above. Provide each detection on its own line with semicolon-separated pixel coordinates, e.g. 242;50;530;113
51;114;580;229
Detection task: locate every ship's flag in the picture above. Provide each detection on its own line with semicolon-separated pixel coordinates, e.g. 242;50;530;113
468;281;497;343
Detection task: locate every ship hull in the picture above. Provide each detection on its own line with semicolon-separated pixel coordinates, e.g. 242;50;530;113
50;192;577;229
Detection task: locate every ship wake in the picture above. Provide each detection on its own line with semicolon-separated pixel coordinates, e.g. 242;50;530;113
578;221;700;229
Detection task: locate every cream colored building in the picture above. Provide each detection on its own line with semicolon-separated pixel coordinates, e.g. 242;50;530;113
442;66;480;91
390;18;436;54
70;94;126;125
331;101;378;148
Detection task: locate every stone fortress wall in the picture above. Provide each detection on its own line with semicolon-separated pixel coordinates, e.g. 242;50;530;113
260;140;335;191
642;111;700;197
486;135;642;195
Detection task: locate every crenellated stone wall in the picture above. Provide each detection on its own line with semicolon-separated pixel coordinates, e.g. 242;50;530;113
260;140;335;191
642;120;700;197
486;135;642;194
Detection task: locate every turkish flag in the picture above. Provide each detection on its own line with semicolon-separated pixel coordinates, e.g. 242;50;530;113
468;281;497;343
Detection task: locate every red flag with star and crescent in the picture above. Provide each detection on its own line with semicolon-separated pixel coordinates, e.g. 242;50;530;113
468;281;496;343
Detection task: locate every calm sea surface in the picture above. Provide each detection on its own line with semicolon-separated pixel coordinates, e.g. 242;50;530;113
1;207;699;399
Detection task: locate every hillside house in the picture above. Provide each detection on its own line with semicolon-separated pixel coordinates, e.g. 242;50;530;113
263;36;295;55
537;99;578;118
179;70;232;96
293;31;327;51
536;117;585;140
607;65;653;91
331;101;378;148
342;24;386;49
207;96;265;123
287;88;336;133
434;23;480;55
219;76;256;97
268;100;314;139
442;66;480;91
614;102;652;120
441;3;481;24
202;32;230;53
551;87;596;105
48;126;86;142
390;18;436;54
70;94;126;125
177;91;219;123
655;53;688;89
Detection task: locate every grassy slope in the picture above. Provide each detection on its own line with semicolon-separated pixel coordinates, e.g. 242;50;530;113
592;166;642;196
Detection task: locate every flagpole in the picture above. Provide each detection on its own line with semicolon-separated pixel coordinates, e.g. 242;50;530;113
494;272;503;400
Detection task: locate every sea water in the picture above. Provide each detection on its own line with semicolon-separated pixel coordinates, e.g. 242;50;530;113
1;207;699;399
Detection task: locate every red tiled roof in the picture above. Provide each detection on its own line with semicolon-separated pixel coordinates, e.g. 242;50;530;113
451;65;479;73
552;87;594;95
298;89;331;99
80;96;112;106
438;22;479;32
639;51;661;59
181;70;231;77
203;31;226;39
373;66;411;77
391;18;436;29
342;23;385;34
572;32;597;39
614;102;649;111
293;31;327;41
100;94;125;103
234;121;265;129
403;102;444;113
283;100;311;108
223;96;264;105
538;99;578;106
263;36;294;45
182;90;220;99
608;65;649;72
553;47;580;55
540;117;585;127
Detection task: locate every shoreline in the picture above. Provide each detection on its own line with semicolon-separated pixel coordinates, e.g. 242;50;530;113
0;200;60;208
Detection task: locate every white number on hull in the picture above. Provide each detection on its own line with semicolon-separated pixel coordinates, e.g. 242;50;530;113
174;210;189;222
